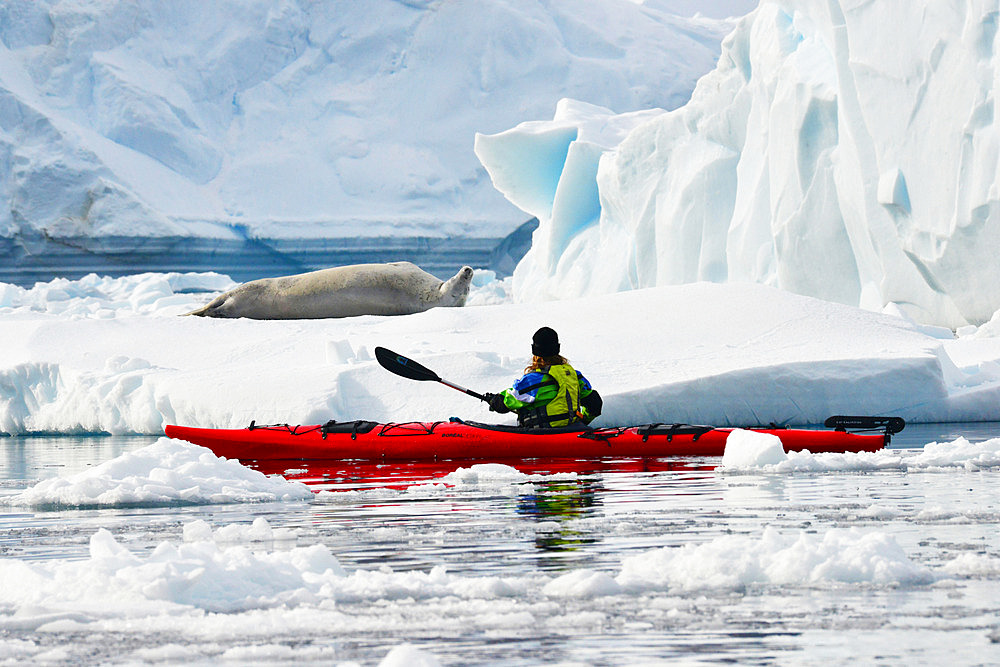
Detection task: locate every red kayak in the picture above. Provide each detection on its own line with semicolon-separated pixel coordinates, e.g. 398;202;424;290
164;416;903;461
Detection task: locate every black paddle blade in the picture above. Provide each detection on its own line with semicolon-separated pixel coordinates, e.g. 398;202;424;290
824;415;906;435
374;346;441;382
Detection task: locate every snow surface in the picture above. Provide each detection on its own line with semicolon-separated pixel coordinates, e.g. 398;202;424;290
0;0;751;241
478;0;1000;329
2;270;1000;437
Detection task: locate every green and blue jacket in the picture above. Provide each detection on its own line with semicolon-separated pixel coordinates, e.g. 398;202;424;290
500;363;596;427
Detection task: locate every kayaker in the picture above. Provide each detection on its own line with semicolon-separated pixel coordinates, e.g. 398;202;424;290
485;327;602;428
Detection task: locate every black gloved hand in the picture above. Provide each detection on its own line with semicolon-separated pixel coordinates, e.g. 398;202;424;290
486;392;510;413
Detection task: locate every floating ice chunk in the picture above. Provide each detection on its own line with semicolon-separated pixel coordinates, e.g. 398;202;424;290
856;504;902;521
715;436;1000;474
379;644;442;667
441;463;530;483
939;553;1000;577
908;437;1000;470
0;524;346;616
543;569;623;598
433;465;520;488
721;429;788;467
7;438;313;508
220;644;339;663
182;520;214;542
616;527;934;591
183;517;301;543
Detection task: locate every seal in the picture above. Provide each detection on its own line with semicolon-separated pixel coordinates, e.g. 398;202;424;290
184;262;475;319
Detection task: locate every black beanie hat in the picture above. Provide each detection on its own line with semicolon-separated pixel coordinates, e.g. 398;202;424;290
531;327;560;357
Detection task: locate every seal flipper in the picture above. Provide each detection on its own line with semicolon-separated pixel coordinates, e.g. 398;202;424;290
181;292;229;317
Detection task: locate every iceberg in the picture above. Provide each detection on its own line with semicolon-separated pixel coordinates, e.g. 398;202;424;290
477;0;1000;329
0;0;750;248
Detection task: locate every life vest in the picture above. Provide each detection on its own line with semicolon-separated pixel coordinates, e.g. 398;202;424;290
518;363;581;428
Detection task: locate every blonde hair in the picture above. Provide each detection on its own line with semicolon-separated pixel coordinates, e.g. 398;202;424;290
524;354;568;373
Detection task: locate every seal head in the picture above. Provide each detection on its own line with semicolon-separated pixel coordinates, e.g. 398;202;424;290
439;265;474;307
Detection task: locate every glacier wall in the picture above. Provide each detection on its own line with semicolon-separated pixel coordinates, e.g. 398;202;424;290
0;0;751;242
477;0;1000;328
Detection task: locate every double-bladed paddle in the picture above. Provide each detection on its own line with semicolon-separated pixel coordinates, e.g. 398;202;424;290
374;346;488;402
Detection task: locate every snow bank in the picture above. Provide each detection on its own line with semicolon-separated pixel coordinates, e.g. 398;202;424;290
2;272;1000;435
0;271;235;317
0;0;752;242
7;438;312;508
478;0;1000;329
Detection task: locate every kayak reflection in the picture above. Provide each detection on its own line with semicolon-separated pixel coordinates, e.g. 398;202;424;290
246;457;716;492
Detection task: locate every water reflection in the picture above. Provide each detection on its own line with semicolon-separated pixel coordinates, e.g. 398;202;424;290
517;478;601;553
250;457;719;493
888;421;1000;448
0;435;158;483
260;457;722;569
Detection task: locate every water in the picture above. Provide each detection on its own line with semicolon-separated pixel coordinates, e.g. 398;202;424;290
0;220;539;286
2;424;1000;665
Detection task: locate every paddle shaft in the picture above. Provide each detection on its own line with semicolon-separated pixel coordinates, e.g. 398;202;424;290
439;379;488;402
